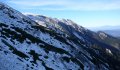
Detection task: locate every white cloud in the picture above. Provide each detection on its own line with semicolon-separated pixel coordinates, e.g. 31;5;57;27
8;0;67;6
7;0;120;11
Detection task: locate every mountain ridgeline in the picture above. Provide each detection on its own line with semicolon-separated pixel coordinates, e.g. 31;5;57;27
0;3;120;70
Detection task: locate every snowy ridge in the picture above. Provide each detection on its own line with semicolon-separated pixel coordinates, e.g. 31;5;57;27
0;2;120;70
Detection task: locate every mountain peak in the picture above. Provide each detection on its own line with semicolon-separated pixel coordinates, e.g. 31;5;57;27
98;31;108;39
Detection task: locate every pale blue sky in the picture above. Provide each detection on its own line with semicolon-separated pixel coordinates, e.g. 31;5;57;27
1;0;120;27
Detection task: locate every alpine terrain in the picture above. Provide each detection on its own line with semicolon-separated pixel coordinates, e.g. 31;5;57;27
0;3;120;70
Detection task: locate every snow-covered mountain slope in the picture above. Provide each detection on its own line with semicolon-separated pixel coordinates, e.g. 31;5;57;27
27;14;120;51
27;15;65;35
0;2;120;70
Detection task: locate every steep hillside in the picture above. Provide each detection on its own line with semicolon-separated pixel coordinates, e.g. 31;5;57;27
0;3;120;70
28;14;120;51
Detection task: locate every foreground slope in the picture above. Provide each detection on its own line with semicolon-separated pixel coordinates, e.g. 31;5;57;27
0;3;120;70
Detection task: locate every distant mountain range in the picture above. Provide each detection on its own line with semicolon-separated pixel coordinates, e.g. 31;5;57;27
102;29;120;37
88;25;120;31
88;26;120;37
0;2;120;70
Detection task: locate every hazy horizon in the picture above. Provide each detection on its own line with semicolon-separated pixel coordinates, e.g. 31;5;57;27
1;0;120;27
